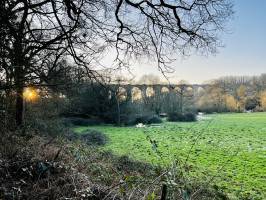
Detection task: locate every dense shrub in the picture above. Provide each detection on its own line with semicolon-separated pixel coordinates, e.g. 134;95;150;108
64;84;131;125
80;130;108;146
167;112;183;122
134;116;150;124
245;97;259;111
64;117;103;126
147;115;163;124
23;97;74;136
126;115;162;125
184;112;197;121
64;114;162;127
167;112;197;122
28;118;68;136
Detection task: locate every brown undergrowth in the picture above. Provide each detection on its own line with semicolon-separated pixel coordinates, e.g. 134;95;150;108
0;128;158;200
0;126;228;200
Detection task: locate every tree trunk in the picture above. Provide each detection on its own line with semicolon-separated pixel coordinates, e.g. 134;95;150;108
14;62;25;127
15;85;24;127
180;91;184;114
116;97;121;126
12;33;25;127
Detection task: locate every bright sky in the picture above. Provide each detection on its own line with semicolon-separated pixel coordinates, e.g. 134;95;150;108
128;0;266;84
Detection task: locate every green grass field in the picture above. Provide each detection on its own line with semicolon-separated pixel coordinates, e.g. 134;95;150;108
74;113;266;199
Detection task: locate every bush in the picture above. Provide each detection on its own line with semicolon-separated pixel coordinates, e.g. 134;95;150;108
184;112;197;121
80;130;108;146
245;97;259;111
167;112;183;122
167;112;197;122
147;115;163;124
127;115;162;125
64;117;103;126
28;118;68;137
134;116;150;124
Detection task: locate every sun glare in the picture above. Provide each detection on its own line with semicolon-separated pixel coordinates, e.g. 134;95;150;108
23;87;39;102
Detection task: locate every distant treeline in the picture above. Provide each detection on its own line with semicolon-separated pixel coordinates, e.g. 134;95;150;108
197;74;266;113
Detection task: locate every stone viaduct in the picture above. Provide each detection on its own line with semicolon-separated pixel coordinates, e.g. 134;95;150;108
108;84;209;102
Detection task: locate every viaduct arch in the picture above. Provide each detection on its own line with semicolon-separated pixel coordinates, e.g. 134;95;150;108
108;84;209;102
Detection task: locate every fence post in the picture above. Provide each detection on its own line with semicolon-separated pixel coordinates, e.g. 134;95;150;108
161;184;167;200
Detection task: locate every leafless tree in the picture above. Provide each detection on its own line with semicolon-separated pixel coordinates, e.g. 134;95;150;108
0;0;233;126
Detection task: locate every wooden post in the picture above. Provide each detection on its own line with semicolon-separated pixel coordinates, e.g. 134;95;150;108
161;184;167;200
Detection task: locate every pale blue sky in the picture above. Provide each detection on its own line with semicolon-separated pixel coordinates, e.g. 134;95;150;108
130;0;266;83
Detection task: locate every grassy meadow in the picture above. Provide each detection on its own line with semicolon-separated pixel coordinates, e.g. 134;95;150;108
74;113;266;199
